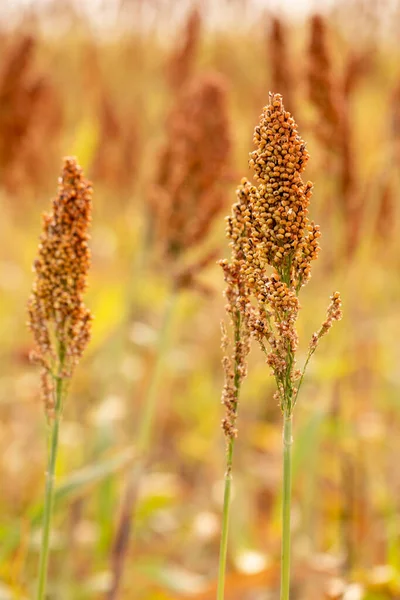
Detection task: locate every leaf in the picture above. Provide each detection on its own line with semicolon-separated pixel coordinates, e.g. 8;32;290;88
0;448;136;560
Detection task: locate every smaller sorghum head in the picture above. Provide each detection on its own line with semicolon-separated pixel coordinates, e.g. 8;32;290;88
150;72;231;291
27;157;93;413
219;181;252;445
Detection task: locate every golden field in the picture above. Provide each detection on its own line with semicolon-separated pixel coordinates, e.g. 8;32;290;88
0;1;400;598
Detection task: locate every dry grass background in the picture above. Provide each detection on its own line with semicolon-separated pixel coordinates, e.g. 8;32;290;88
1;0;400;598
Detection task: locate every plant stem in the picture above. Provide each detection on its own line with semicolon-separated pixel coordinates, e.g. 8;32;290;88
280;413;293;600
217;438;234;600
217;311;242;600
136;288;178;453
36;374;63;600
107;288;178;600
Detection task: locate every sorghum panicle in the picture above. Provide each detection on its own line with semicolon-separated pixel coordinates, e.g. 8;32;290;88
225;93;341;414
246;94;319;289
219;185;252;444
27;157;92;416
150;72;231;291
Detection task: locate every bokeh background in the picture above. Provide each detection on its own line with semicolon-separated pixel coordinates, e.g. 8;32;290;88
1;0;400;598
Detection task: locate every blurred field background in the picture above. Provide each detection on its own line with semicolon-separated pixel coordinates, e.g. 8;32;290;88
1;0;400;598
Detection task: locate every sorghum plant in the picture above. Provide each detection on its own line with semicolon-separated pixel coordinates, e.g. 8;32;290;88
218;186;251;600
27;157;92;600
218;93;342;600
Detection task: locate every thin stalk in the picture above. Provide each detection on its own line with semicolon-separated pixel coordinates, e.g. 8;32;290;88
293;347;315;407
136;288;178;453
36;373;63;600
217;311;242;600
217;439;234;600
280;413;293;600
107;288;178;600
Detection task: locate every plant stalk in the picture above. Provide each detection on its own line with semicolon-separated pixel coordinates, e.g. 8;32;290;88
280;413;293;600
107;288;178;600
217;438;234;600
136;288;178;453
217;311;242;600
36;374;63;600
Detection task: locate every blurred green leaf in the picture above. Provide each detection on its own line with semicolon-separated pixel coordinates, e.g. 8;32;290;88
0;448;135;560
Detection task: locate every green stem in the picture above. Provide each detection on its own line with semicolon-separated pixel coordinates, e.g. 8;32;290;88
280;413;293;600
36;374;63;600
217;438;234;600
106;289;178;600
136;288;178;453
217;311;242;600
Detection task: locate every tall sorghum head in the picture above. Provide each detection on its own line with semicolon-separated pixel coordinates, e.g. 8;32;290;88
223;93;341;416
150;72;231;292
27;157;92;416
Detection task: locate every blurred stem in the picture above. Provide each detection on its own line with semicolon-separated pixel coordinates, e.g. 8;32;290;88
107;288;178;600
136;288;178;453
280;413;293;600
217;439;234;600
36;347;65;600
217;311;241;600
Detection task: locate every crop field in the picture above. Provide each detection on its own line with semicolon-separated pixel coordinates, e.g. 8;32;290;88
0;1;400;599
